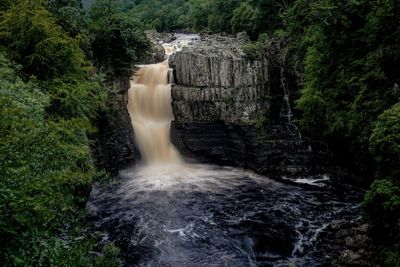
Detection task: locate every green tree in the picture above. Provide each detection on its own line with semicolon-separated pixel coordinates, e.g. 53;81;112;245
0;0;11;12
0;52;95;265
0;0;130;265
284;0;400;175
208;0;240;33
364;179;400;246
0;0;86;80
89;0;150;76
188;0;210;31
370;103;400;179
47;0;87;36
231;2;261;38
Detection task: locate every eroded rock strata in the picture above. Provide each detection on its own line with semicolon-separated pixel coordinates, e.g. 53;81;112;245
170;35;320;176
91;77;138;175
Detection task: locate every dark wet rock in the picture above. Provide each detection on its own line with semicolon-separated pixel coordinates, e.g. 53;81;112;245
91;77;138;175
171;123;315;176
317;219;378;267
144;31;169;64
146;43;165;64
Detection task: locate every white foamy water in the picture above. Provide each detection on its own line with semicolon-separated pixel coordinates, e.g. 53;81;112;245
119;163;273;193
162;34;199;57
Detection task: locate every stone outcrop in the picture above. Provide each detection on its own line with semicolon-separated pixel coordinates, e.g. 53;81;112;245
172;85;262;123
172;48;268;89
145;30;176;44
91;77;138;175
169;35;322;176
169;35;272;125
145;31;170;64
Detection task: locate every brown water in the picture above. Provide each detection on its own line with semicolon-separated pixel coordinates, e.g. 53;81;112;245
127;60;182;164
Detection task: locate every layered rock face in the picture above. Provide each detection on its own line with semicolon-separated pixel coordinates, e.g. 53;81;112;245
170;35;270;124
170;35;319;176
91;77;138;175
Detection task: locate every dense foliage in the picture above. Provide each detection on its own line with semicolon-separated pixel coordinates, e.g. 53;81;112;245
364;103;400;262
369;103;400;179
0;0;148;265
281;0;400;263
89;0;150;76
115;0;288;39
0;52;94;264
284;0;400;176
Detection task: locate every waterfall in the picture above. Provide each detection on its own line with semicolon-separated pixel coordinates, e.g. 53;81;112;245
127;60;182;164
279;66;302;139
127;34;199;165
279;67;293;124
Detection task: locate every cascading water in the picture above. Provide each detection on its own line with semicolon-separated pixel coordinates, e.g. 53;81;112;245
279;67;293;125
279;67;302;139
127;60;181;164
87;34;363;267
127;33;199;165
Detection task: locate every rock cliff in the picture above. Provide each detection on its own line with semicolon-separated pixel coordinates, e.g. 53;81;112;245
170;35;323;176
91;77;138;175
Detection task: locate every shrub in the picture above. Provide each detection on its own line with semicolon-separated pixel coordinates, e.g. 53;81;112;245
364;179;400;244
382;242;400;267
370;103;400;179
95;244;123;267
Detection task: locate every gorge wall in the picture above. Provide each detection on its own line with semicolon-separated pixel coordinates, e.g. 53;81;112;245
170;35;327;176
91;77;138;175
93;33;331;177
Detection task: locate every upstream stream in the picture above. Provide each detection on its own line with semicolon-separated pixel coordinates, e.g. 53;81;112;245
87;35;363;267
